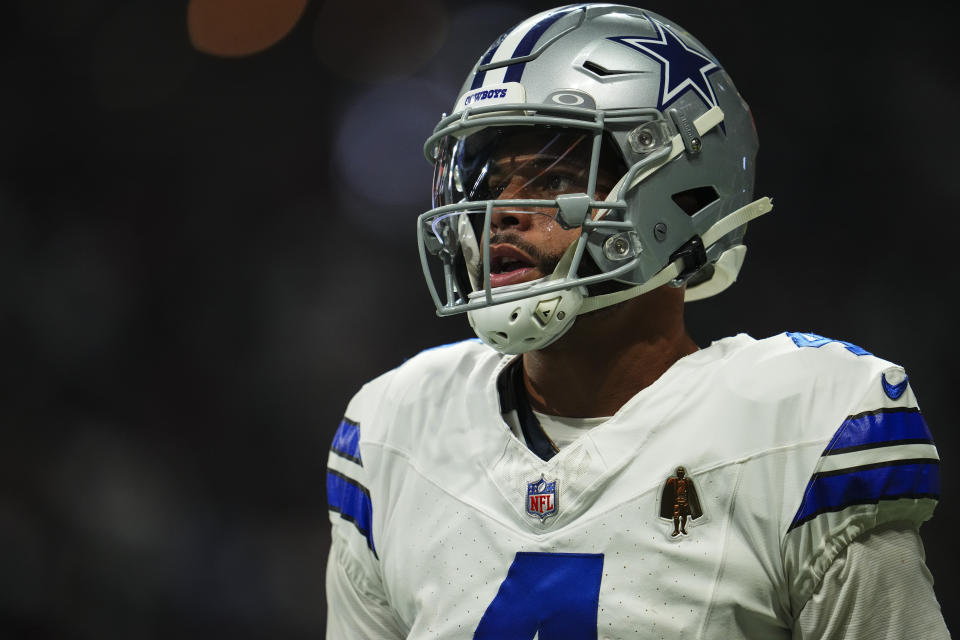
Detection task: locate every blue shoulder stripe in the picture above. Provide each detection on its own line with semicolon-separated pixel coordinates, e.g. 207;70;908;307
825;409;932;454
327;469;376;555
789;461;940;529
331;418;361;464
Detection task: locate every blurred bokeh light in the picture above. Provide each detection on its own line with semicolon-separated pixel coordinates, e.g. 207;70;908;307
334;77;448;225
313;0;448;81
188;0;309;57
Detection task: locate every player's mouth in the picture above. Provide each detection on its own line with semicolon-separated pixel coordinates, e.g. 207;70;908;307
488;245;540;288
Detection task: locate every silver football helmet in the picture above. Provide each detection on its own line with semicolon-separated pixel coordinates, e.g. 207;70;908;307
417;4;772;354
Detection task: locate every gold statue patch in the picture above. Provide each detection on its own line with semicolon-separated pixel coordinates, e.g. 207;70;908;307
659;466;703;537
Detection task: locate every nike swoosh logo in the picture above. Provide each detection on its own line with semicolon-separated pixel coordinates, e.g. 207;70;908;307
881;372;909;400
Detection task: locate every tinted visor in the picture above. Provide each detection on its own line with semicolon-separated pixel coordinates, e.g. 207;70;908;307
432;126;625;208
422;125;627;308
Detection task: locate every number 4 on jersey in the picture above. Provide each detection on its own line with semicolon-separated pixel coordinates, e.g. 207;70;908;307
474;552;604;639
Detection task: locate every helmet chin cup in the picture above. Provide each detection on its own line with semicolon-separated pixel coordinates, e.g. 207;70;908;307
467;285;585;354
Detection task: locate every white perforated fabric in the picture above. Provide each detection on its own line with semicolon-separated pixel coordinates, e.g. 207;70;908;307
326;335;945;638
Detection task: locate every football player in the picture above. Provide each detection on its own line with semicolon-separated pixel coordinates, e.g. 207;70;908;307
326;4;949;638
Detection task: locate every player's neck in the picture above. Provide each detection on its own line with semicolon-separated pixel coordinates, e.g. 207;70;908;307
521;286;698;419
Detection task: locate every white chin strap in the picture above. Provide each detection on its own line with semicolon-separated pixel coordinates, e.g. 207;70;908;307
466;196;771;354
467;105;772;354
578;195;773;314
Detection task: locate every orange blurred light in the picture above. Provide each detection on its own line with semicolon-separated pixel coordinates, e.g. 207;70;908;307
187;0;309;57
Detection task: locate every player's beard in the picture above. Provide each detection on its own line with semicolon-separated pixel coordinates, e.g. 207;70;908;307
485;230;624;300
488;231;564;280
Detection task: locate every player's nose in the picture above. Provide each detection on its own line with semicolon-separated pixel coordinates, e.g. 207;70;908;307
490;207;533;232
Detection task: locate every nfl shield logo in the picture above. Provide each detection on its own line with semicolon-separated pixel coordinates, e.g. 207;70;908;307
526;476;558;521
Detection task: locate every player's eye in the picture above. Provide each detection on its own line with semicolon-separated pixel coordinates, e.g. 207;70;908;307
545;174;573;193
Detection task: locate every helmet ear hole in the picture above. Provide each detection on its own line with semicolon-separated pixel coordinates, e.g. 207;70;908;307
672;186;719;216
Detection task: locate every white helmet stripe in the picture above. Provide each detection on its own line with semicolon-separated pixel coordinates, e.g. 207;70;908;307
470;6;583;89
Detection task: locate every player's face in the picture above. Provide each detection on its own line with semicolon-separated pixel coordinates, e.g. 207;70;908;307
484;131;620;288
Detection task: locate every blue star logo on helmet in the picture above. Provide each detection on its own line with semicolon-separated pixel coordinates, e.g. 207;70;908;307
608;15;721;112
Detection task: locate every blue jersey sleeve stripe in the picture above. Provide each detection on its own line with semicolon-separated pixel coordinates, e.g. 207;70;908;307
824;409;932;453
789;461;940;530
331;418;362;464
327;469;376;555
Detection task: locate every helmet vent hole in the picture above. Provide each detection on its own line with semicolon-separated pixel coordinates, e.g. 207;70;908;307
582;60;623;77
672;186;719;216
509;310;519;322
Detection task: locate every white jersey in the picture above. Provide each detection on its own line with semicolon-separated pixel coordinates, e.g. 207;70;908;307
326;333;942;638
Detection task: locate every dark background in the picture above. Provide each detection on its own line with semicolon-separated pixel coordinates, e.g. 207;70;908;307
2;1;956;637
